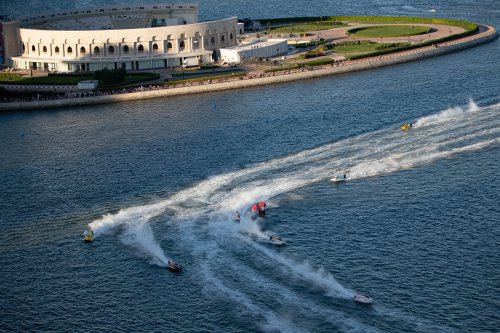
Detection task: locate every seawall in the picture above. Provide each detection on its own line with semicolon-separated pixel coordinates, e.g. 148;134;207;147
1;25;497;112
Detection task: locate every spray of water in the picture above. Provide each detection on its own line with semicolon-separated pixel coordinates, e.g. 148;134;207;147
243;236;354;298
87;100;499;318
119;221;169;267
415;99;479;127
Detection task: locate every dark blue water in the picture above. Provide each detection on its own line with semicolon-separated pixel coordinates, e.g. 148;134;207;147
1;1;499;332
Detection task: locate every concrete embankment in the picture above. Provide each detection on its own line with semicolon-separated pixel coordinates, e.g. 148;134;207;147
1;25;497;112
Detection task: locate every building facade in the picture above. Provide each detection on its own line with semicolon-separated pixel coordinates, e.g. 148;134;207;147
219;39;288;64
0;4;238;72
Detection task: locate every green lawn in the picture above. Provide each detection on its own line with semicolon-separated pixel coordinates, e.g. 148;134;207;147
0;72;158;87
0;74;93;85
333;43;381;54
271;22;346;33
348;25;430;37
0;73;24;82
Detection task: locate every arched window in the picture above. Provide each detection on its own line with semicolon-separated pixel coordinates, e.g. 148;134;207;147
108;45;114;54
123;45;129;53
230;33;233;40
42;46;47;53
211;36;215;44
22;44;26;53
138;44;144;52
221;35;225;42
67;46;73;54
179;41;185;50
193;39;199;49
94;46;100;54
152;43;158;51
166;42;173;50
55;46;60;54
32;45;36;52
80;46;86;54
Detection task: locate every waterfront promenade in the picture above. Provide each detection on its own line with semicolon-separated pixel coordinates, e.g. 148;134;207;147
0;24;497;111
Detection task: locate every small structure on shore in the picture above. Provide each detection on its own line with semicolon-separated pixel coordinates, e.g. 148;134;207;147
219;39;288;64
77;80;99;90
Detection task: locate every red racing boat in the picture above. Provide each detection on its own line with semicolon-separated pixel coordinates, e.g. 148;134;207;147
167;260;182;272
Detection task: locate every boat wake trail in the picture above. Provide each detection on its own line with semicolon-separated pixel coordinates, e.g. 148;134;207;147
241;235;354;299
89;101;499;234
119;222;169;267
87;100;499;331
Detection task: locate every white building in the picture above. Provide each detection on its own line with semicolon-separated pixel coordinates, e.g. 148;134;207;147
0;4;238;72
219;39;288;64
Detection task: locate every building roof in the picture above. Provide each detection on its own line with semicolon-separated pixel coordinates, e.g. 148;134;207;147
16;4;198;30
221;39;287;52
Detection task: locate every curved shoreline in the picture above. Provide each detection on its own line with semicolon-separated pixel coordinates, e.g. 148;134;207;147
1;25;497;112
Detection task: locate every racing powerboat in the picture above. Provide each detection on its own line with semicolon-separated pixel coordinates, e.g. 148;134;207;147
331;174;347;182
251;202;267;216
269;236;286;246
83;230;94;242
400;123;413;131
353;293;373;304
167;260;182;272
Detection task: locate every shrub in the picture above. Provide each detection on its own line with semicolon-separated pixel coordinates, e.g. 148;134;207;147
375;42;410;50
200;64;219;70
93;68;126;85
302;58;336;66
304;49;325;59
162;72;246;86
293;38;327;48
335;40;373;47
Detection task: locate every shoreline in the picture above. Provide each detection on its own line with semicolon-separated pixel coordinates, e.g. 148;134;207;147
1;24;497;112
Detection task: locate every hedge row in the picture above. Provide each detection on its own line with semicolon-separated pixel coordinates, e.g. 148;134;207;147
98;73;160;90
263;58;336;73
293;38;327;48
162;72;247;86
172;68;244;77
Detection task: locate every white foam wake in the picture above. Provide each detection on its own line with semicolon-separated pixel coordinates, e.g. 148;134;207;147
86;99;499;304
415;99;479;127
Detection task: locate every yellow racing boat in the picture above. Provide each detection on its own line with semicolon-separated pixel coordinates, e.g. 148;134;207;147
400;123;413;131
83;230;94;242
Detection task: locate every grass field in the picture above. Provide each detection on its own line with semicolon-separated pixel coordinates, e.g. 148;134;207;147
348;25;430;37
271;22;346;33
332;43;381;54
0;72;158;87
0;73;25;82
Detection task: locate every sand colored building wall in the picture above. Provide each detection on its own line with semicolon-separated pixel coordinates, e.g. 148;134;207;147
3;4;238;72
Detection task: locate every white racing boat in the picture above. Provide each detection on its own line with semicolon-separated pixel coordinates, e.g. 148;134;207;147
249;233;286;246
268;236;286;246
331;174;347;182
353;293;373;305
